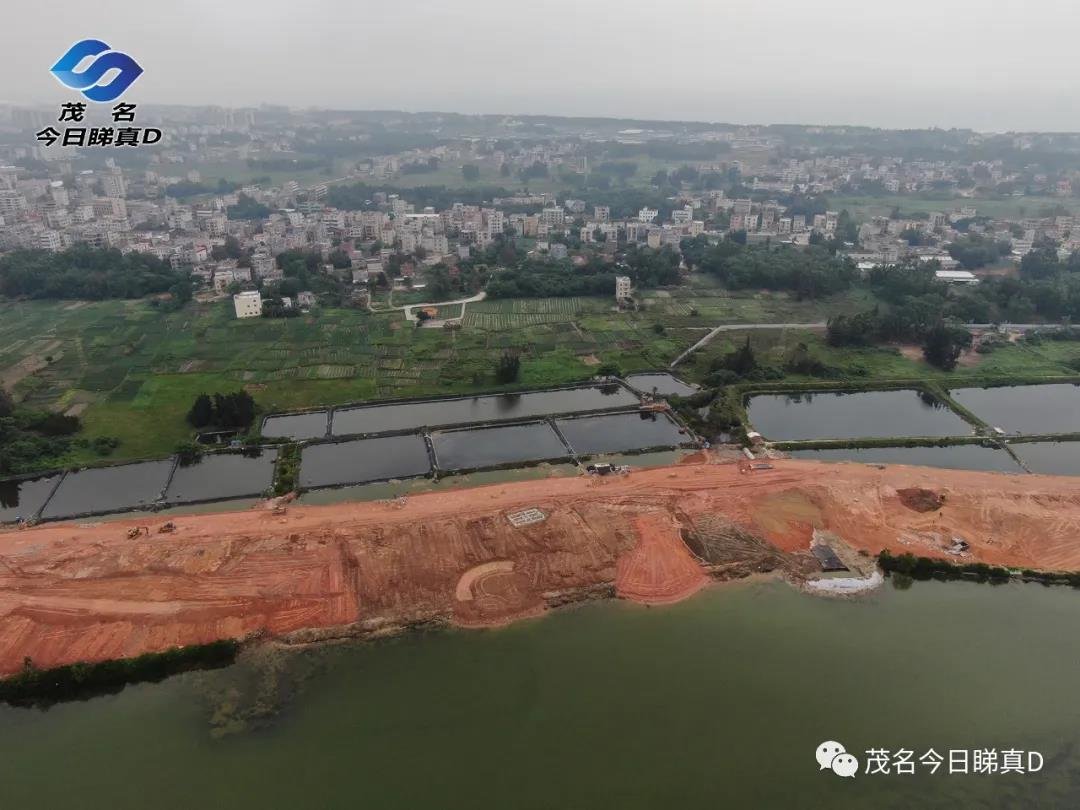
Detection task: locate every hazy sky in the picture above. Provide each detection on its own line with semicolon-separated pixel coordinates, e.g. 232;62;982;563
4;0;1077;131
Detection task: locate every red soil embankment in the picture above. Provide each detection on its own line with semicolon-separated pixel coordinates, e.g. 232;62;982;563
1;458;1080;674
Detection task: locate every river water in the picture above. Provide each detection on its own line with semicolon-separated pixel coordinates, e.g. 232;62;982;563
3;579;1079;808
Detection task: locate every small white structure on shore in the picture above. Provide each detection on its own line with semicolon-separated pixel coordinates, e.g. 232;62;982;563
233;290;263;319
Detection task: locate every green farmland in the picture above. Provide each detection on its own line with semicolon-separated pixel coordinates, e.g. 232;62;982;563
680;326;1080;387
830;193;1080;221
0;288;871;465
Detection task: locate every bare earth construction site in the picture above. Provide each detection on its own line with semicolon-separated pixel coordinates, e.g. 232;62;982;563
1;456;1080;675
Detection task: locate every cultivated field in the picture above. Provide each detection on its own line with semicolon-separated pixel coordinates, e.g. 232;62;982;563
0;289;851;462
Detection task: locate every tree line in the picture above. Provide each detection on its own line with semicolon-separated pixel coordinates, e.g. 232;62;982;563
0;246;188;301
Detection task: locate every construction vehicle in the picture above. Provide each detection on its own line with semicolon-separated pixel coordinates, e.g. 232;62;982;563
126;526;149;539
157;521;176;534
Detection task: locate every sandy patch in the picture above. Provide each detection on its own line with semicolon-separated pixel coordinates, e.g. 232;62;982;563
897;344;924;363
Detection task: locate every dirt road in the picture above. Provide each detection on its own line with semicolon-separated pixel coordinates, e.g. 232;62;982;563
1;457;1079;674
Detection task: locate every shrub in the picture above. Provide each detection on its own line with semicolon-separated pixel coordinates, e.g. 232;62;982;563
0;640;239;708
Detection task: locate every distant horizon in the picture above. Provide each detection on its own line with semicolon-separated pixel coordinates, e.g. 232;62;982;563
4;100;1080;138
7;0;1080;133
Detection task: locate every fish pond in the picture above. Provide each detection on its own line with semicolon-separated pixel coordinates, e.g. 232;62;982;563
951;384;1080;435
1011;441;1080;476
555;411;689;456
260;410;329;441
624;372;698;398
0;474;62;524
331;385;639;436
746;390;972;441
39;459;175;520
432;422;569;472
300;435;432;489
162;450;279;505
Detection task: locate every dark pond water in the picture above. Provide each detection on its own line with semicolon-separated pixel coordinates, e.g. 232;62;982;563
163;450;279;504
261;411;329;440
951;384;1080;435
1011;441;1080;475
40;459;175;520
0;474;62;523
556;412;688;455
332;385;639;436
5;581;1080;809
747;390;972;440
787;444;1022;472
624;373;698;398
300;435;432;489
432;423;569;471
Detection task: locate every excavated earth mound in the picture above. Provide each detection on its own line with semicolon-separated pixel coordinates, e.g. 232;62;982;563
2;458;1080;674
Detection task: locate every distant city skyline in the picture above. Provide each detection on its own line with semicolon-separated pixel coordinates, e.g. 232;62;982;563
3;0;1078;132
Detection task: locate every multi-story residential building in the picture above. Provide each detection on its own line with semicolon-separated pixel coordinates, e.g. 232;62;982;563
541;207;565;227
233;290;262;319
0;190;28;219
101;173;126;198
35;229;63;251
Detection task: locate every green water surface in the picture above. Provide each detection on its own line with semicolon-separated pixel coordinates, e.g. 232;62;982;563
2;579;1079;808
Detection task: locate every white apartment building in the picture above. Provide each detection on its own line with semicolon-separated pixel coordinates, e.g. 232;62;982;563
233;290;263;319
615;275;632;302
541;207;565;227
671;206;693;225
35;230;63;251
